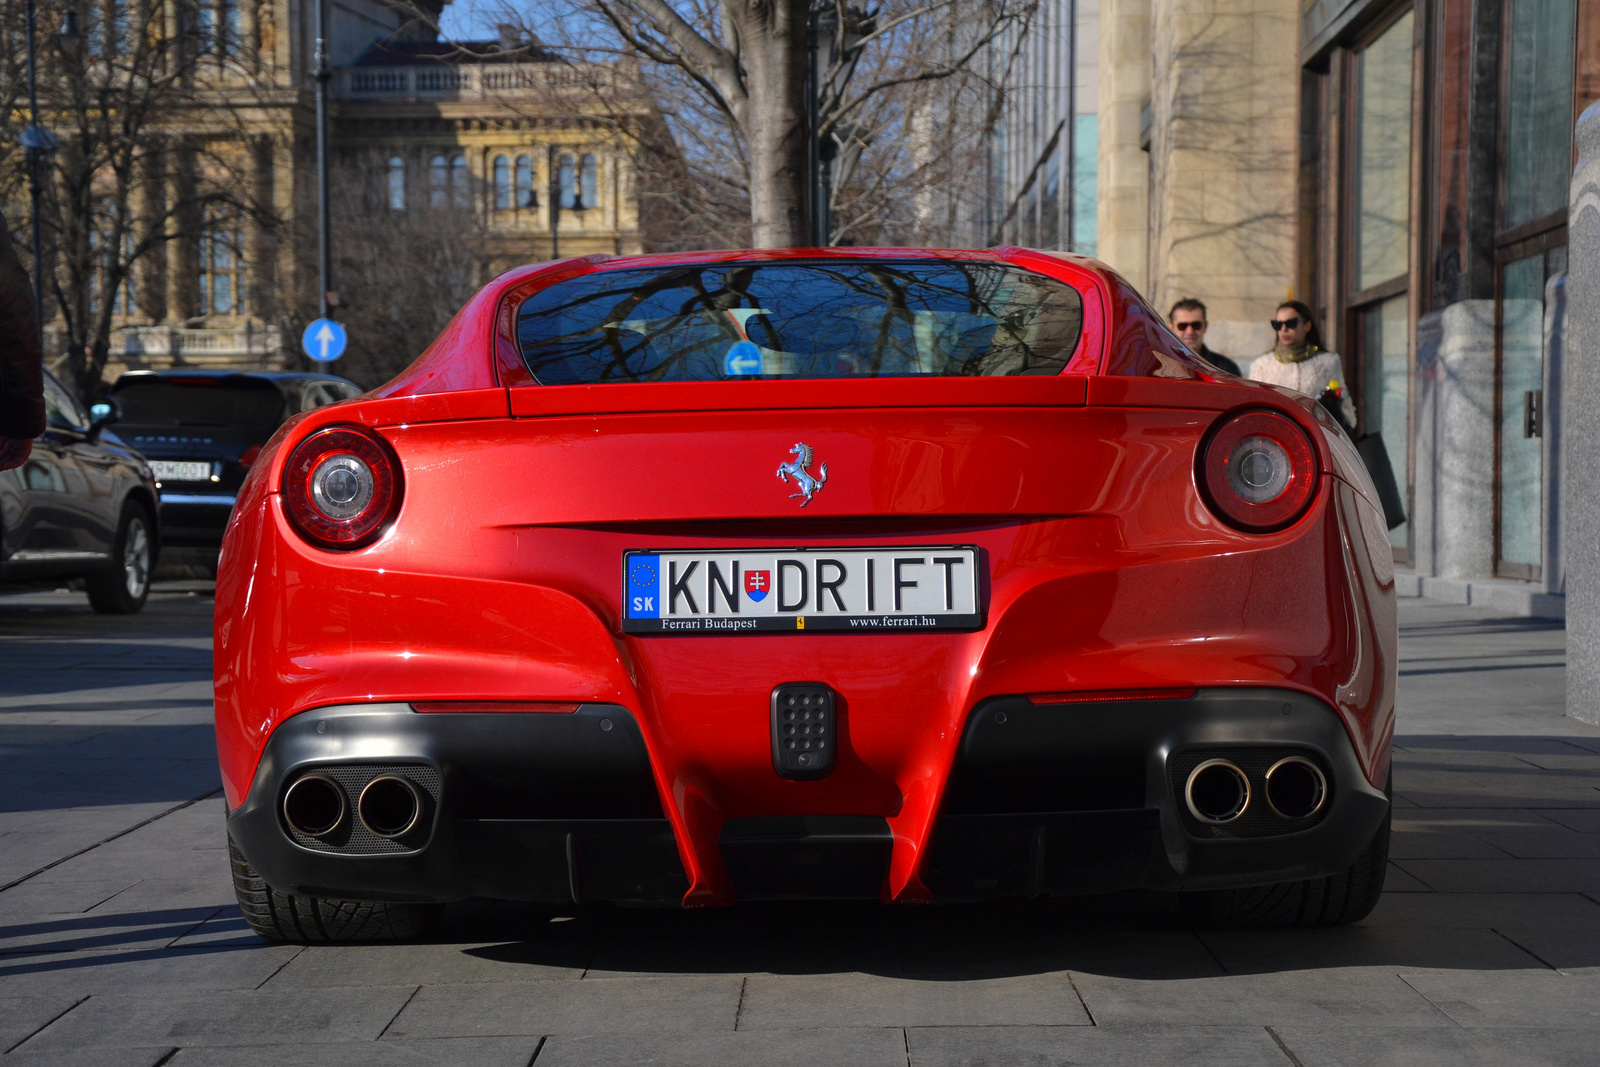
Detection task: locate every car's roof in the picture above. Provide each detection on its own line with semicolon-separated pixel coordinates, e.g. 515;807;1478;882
112;369;357;387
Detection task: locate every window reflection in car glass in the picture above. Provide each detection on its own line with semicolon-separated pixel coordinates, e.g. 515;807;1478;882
42;374;88;431
517;261;1086;384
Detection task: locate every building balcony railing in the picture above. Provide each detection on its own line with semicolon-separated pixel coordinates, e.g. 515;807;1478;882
113;324;285;362
334;63;624;101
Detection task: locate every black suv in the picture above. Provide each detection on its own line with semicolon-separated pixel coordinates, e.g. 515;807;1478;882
0;368;161;613
108;370;363;549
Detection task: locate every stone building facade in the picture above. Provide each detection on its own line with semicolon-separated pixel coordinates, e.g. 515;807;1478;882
77;0;644;380
1094;0;1599;608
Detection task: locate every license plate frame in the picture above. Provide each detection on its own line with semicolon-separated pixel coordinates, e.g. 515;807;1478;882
621;546;983;634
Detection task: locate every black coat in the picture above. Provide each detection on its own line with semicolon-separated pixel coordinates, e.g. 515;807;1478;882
0;214;44;440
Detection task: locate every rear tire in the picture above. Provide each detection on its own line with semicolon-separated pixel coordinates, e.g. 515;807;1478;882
228;833;442;943
1183;775;1391;928
87;503;153;614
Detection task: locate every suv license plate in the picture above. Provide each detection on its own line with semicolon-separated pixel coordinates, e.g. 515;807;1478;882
151;460;212;483
622;547;982;634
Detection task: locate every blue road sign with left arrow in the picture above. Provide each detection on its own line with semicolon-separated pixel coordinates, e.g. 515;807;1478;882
724;340;762;376
302;319;347;363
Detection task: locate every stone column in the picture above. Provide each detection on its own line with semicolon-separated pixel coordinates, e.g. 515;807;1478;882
1565;99;1600;726
1095;0;1150;293
1145;0;1299;361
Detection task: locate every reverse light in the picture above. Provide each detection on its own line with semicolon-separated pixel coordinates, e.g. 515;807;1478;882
1198;409;1319;532
283;426;401;550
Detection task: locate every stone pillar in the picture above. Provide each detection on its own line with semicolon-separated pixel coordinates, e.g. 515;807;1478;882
1543;271;1567;596
1095;0;1150;293
1411;300;1496;579
1565;99;1600;726
1145;0;1298;362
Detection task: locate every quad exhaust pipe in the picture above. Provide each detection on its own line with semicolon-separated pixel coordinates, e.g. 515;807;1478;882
283;772;426;840
282;773;348;838
1265;756;1328;820
1185;759;1251;823
357;775;424;838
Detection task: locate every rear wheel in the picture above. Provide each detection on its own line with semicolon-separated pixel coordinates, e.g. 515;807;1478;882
1183;776;1391;928
87;503;152;614
229;833;442;943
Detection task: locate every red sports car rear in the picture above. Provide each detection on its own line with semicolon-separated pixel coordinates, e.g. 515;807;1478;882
215;249;1396;941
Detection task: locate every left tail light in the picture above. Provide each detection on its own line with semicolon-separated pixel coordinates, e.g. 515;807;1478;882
282;426;402;550
1198;409;1319;532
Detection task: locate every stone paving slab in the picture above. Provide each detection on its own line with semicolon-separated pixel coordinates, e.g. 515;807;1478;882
15;986;420;1051
1394;858;1600;894
737;972;1093;1029
5;1046;173;1067
537;1028;910;1067
385;975;744;1039
165;1036;543;1066
1195;926;1546;973
905;1024;1292;1067
1068;970;1454;1027
0;945;299;997
1270;1024;1600;1066
1397;970;1600;1029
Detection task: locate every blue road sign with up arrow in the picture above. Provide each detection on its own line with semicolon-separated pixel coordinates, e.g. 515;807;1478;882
302;319;347;363
724;341;762;376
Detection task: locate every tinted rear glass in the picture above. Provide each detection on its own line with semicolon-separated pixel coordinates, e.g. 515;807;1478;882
517;261;1085;384
113;381;286;430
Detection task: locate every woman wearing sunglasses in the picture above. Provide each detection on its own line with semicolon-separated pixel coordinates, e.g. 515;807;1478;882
1247;300;1355;429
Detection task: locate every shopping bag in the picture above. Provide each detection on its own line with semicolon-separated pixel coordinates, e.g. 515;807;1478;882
1355;432;1407;530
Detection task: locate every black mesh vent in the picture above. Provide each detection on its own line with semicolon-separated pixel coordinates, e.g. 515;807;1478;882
281;763;440;854
1168;748;1331;839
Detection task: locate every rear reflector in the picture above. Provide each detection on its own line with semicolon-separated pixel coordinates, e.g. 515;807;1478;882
411;701;580;714
1028;687;1197;705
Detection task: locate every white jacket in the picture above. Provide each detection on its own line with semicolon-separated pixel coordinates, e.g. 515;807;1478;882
1247;350;1356;428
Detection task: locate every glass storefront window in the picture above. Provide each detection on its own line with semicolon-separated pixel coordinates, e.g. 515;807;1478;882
1497;249;1563;573
1503;0;1576;230
1361;293;1410;549
1353;11;1413;291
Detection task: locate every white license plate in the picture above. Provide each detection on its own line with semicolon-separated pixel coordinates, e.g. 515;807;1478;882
151;460;211;483
622;547;982;634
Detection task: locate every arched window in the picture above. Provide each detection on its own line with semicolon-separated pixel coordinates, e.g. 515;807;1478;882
560;154;579;207
387;156;405;211
580;154;599;213
450;154;468;207
493;155;511;210
429;154;447;208
515;155;535;208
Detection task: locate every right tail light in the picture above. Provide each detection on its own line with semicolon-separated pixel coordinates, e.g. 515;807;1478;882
1198;409;1319;532
282;426;402;550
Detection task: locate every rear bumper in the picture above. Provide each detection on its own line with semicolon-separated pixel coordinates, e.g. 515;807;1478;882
227;688;1388;905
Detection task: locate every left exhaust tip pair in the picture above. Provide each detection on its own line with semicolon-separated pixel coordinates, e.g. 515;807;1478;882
282;772;423;840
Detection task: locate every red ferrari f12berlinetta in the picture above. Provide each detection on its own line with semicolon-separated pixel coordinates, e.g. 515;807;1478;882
215;248;1396;941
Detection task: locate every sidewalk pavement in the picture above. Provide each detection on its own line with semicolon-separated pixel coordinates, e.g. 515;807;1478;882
0;587;1593;1066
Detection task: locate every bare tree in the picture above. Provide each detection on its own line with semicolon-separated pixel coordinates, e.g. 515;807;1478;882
309;158;491;389
486;0;1032;248
2;1;262;401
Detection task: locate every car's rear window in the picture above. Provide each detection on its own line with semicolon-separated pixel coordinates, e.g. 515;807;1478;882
516;261;1085;384
112;380;286;430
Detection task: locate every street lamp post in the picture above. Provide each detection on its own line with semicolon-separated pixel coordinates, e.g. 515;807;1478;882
20;0;59;350
313;0;332;320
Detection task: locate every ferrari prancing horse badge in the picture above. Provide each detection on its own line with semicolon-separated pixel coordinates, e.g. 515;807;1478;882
776;443;828;507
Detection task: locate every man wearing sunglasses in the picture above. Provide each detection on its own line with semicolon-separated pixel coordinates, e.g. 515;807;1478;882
1168;298;1242;376
1246;299;1355;429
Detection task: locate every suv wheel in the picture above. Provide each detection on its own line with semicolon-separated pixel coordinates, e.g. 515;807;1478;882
87;503;153;614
